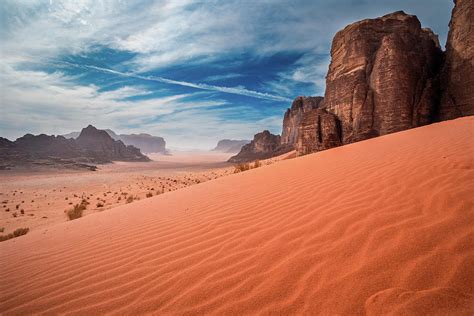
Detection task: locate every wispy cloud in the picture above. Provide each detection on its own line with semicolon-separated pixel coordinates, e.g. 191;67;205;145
203;73;243;82
59;61;292;102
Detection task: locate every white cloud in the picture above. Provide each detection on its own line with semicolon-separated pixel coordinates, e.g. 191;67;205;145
59;62;292;102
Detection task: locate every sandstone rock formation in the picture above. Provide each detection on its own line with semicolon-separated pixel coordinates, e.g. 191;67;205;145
213;139;250;153
0;125;149;170
76;125;149;162
281;96;324;147
439;0;474;119
64;129;167;154
296;109;341;155
228;131;288;163
323;11;443;144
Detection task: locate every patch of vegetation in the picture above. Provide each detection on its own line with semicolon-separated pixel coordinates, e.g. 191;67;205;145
67;202;87;220
0;227;29;242
146;192;153;198
234;160;263;173
234;163;250;173
126;195;134;203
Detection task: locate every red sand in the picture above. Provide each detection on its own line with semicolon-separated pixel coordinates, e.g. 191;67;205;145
1;117;473;314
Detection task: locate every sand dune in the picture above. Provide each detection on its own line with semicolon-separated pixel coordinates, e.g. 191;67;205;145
1;117;473;315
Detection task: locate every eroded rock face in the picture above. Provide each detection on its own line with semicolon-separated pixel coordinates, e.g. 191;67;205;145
228;130;288;163
76;125;149;162
323;11;443;144
281;96;324;147
296;109;341;155
439;0;474;119
105;130;167;154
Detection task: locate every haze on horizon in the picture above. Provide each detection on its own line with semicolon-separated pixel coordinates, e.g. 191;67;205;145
0;0;453;149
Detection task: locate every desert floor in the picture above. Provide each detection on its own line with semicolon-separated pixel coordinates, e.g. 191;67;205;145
1;117;473;314
0;151;237;234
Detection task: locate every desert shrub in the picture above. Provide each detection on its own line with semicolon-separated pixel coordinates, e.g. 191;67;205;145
126;195;134;203
0;227;29;242
146;192;153;198
0;227;4;233
96;202;104;208
67;203;87;220
13;227;29;237
254;160;261;168
234;163;250;173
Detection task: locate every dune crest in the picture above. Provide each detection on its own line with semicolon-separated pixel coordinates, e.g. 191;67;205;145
0;117;473;314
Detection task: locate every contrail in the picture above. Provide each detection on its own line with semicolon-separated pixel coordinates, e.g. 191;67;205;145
58;61;292;102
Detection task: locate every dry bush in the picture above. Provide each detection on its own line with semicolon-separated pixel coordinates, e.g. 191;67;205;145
146;192;153;198
254;160;261;168
234;163;250;173
67;202;87;220
126;195;134;203
96;202;104;208
0;227;29;242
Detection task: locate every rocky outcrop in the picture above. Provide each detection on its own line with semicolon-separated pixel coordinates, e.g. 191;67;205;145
323;11;443;144
0;125;149;171
105;130;166;154
76;125;149;162
64;129;167;154
281;96;324;147
213;139;250;153
296;109;342;155
439;0;474;119
228;131;289;163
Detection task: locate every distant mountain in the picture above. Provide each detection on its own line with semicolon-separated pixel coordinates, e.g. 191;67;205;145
76;125;150;162
63;129;166;154
105;130;166;154
0;125;149;171
212;139;250;153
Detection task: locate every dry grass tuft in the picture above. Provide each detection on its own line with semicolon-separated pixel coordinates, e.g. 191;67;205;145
67;202;87;220
0;227;29;242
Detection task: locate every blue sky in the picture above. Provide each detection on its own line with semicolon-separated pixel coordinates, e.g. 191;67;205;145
0;0;453;149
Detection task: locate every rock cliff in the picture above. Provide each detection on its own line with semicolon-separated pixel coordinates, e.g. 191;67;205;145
296;109;341;155
281;96;324;147
439;0;474;119
228;131;288;163
323;11;443;144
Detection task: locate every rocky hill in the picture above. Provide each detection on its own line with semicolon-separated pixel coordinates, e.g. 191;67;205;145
213;139;250;153
64;129;166;154
76;125;149;162
0;125;149;171
228;131;288;163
